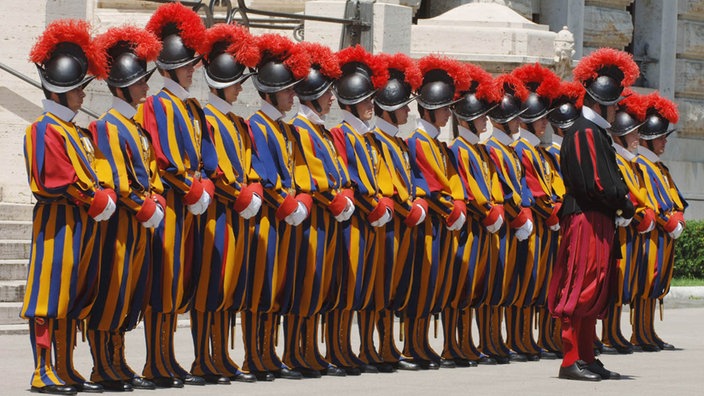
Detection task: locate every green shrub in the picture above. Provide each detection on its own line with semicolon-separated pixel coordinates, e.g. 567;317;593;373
674;220;704;279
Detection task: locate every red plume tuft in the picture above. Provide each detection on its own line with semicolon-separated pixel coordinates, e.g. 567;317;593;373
298;42;341;79
511;63;561;100
256;33;310;80
464;63;498;102
95;25;161;63
573;48;639;87
556;80;585;109
146;2;205;54
201;23;259;68
493;74;529;102
378;53;422;91
30;19;107;78
418;55;471;99
336;45;389;89
618;89;648;121
645;92;679;124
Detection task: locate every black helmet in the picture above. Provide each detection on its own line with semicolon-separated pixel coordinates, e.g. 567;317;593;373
416;55;469;111
201;24;259;89
95;26;162;89
638;92;678;140
376;68;416;112
296;67;333;101
610;110;643;136
206;51;250;88
573;48;639;106
548;80;585;129
454;92;497;122
512;63;561;123
146;3;205;71
253;34;310;94
30;20;105;93
488;74;529;123
519;92;554;123
334;46;388;106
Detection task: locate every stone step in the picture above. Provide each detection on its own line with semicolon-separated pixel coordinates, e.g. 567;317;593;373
0;240;31;260
0;220;32;240
0;280;25;303
0;302;23;325
0;259;28;281
0;202;33;222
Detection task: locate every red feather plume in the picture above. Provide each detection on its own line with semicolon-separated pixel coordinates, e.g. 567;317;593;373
511;63;561;100
146;2;205;54
493;74;529;102
573;48;639;88
336;45;389;89
95;25;161;63
378;53;422;91
556;80;585;109
30;19;107;78
617;89;648;121
201;24;259;68
298;42;341;80
463;63;498;102
418;55;471;99
256;33;310;80
645;92;679;124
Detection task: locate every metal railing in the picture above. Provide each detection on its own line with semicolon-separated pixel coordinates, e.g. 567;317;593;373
0;62;100;119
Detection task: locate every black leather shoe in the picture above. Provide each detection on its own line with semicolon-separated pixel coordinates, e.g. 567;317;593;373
439;358;456;368
558;362;601;381
128;377;155;390
393;360;420;371
273;367;303;380
526;354;541;362
96;380;127;392
540;351;559;359
342;366;361;376
415;360;439;370
202;374;230;384
493;355;510;365
183;374;206;386
453;358;472;367
509;352;528;362
230;372;257;383
602;344;633;355
659;342;675;351
251;371;275;381
359;363;379;374
320;365;346;376
640;344;661;352
374;362;395;373
150;377;173;388
586;359;621;380
297;367;322;378
478;356;497;365
73;382;103;393
172;378;184;388
30;385;77;395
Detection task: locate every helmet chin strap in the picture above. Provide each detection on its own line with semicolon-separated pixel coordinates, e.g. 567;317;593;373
216;88;226;101
120;87;133;105
311;99;322;114
501;122;510;133
429;109;436;124
268;92;279;108
467;120;478;134
388;109;398;125
599;103;609;118
526;123;536;134
350;104;360;119
647;139;655;153
168;69;180;86
57;93;69;108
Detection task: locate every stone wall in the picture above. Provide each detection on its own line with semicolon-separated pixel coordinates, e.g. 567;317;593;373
417;0;533;19
583;0;633;53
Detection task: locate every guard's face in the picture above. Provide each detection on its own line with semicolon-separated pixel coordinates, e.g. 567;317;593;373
174;62;195;90
434;106;451;128
276;87;296;113
128;77;149;106
605;103;617;124
472;115;488;133
506;117;520;134
649;135;668;156
64;87;85;112
394;104;410;125
224;82;243;104
531;117;549;137
356;96;374;122
318;88;335;116
622;131;640;154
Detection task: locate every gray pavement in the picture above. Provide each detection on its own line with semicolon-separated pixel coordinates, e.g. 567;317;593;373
2;305;704;396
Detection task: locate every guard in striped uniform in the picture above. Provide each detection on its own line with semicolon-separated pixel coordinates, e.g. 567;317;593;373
480;74;534;364
245;33;312;381
599;91;654;355
327;46;393;375
510;64;563;362
405;55;469;369
540;80;584;358
22;19;115;395
290;42;352;378
370;53;425;372
632;92;687;352
549;48;639;381
137;3;216;387
193;23;261;384
448;64;504;366
86;25;165;392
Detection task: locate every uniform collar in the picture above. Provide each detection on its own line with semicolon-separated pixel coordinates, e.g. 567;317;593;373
342;110;374;134
163;77;190;101
613;143;636;161
582;106;611;130
298;104;325;125
260;100;284;121
639;145;660;163
110;96;137;119
375;117;399;136
208;92;232;116
417;118;439;139
42;99;76;122
519;127;541;147
491;127;513;146
552;134;563;147
458;125;479;144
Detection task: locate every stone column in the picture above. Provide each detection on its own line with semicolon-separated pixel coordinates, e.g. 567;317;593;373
540;0;585;59
46;0;93;23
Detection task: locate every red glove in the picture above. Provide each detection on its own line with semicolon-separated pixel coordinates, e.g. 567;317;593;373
482;204;505;227
446;200;466;227
404;198;428;227
510;207;533;229
183;178;204;205
234;183;263;213
546;202;562;228
636;208;656;233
